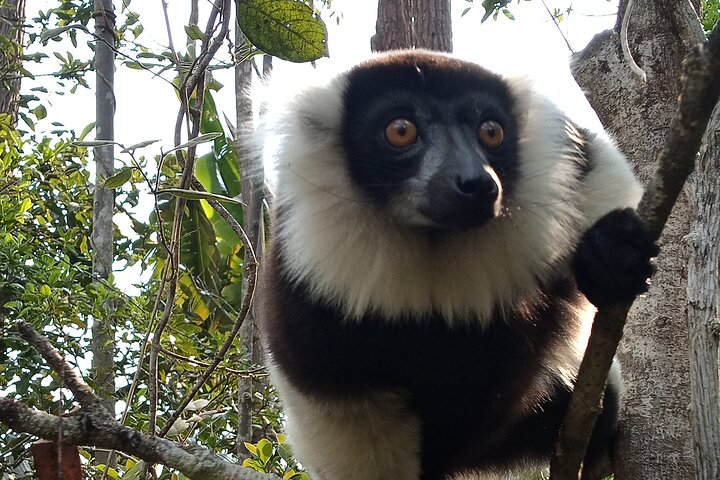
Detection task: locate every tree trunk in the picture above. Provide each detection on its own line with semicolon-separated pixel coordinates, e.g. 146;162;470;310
412;0;452;52
0;0;26;123
686;103;720;480
371;0;452;52
371;0;412;52
91;0;116;467
234;27;265;456
571;1;705;478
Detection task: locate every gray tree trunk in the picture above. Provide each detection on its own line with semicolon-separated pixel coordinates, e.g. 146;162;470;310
686;103;720;480
0;0;26;124
371;0;452;52
91;0;116;466
571;1;705;478
234;27;265;456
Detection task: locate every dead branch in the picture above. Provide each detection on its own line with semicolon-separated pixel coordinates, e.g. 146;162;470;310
0;322;279;480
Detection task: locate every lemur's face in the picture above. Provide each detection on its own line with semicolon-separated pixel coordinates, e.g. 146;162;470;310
340;54;519;231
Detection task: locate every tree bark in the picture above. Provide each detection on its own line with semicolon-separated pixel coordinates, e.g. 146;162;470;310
571;1;705;478
234;25;266;454
413;0;452;52
686;103;720;480
0;0;26;123
371;0;412;52
371;0;452;53
91;0;116;467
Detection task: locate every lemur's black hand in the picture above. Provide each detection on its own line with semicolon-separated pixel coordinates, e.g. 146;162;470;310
573;208;659;308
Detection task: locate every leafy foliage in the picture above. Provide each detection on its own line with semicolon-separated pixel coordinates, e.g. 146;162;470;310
704;0;720;33
0;1;319;478
243;435;310;480
0;113;147;477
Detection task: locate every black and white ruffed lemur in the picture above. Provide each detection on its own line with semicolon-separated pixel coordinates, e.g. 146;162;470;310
256;50;658;480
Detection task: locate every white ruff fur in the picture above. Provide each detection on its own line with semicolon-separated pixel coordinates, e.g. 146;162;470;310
265;64;642;326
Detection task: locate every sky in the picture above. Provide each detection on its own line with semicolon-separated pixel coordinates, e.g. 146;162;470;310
25;0;621;293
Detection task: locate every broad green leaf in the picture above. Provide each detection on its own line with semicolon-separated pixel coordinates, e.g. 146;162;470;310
34;105;47;120
244;442;258;455
238;0;328;62
257;438;273;463
103;167;134;189
185;24;204;41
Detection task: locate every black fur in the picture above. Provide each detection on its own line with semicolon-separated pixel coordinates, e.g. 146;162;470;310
573;208;658;307
341;52;520;225
260;243;619;480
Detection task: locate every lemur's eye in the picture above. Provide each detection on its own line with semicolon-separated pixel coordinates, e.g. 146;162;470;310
385;119;418;148
478;120;504;149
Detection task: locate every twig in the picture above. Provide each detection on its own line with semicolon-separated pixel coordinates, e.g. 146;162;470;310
550;22;720;480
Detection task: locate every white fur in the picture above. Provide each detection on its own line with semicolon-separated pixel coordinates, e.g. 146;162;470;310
264;56;641;326
268;363;422;480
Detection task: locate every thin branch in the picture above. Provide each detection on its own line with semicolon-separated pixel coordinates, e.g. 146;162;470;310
550;22;720;480
15;322;97;407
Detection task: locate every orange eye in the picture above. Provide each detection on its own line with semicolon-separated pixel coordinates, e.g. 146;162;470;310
478;120;504;149
385;119;418;148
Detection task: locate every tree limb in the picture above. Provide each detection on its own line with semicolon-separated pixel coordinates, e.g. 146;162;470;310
1;322;279;480
550;22;720;480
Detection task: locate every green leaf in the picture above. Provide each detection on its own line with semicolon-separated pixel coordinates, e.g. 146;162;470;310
41;25;89;42
33;105;47;120
18;197;32;214
244;442;258;455
185;24;204;41
238;0;328;62
40;284;52;296
256;438;273;464
502;8;515;20
103;167;134;189
79;122;96;140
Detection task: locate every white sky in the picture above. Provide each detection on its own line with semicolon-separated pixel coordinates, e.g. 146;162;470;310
25;0;620;293
29;0;619;147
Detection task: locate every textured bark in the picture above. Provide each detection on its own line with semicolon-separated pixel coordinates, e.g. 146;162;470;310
371;0;412;51
371;0;452;52
91;0;116;466
0;0;26;123
570;1;706;478
413;0;452;52
234;26;258;457
0;398;280;480
686;104;720;480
